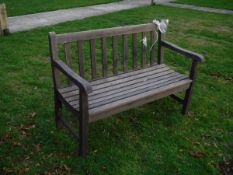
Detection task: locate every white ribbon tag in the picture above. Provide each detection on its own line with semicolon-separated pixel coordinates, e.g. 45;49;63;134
153;19;169;33
142;36;147;47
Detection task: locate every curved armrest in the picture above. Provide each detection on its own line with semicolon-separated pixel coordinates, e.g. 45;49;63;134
53;59;92;94
161;40;204;62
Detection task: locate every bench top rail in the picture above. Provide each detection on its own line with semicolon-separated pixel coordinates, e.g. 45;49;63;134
56;23;157;44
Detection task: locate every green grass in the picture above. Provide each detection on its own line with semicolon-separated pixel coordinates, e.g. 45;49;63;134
174;0;233;10
0;5;233;175
0;0;121;17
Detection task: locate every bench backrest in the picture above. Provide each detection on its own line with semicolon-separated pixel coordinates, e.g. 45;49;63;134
49;23;163;83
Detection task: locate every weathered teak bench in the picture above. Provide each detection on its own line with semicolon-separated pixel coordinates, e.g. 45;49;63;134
48;22;204;156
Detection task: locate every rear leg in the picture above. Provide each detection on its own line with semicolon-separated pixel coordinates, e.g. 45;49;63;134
55;93;63;128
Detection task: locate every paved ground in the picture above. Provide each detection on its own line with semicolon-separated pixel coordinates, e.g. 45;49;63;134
8;0;154;32
163;3;233;15
8;0;233;33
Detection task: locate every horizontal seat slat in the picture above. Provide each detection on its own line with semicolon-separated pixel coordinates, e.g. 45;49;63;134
72;75;188;109
58;64;192;122
93;63;166;83
58;85;78;93
66;70;179;103
59;64;166;95
60;66;168;98
92;71;177;97
59;64;166;93
88;79;191;122
92;66;169;90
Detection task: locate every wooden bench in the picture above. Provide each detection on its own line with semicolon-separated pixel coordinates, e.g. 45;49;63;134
48;22;204;156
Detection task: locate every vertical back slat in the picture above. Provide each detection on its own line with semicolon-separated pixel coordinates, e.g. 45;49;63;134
64;42;72;85
142;32;147;68
101;37;108;77
158;30;164;64
113;36;118;75
150;31;156;65
90;39;97;79
64;43;72;67
122;34;128;72
132;33;137;70
77;40;85;77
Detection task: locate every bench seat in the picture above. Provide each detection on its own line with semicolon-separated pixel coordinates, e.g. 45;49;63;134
58;64;192;122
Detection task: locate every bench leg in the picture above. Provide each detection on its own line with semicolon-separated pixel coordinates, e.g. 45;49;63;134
55;93;63;128
182;60;198;115
79;115;88;156
79;92;89;156
182;86;193;115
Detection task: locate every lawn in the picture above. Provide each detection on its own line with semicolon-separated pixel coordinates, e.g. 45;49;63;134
0;0;121;17
0;5;233;175
174;0;233;10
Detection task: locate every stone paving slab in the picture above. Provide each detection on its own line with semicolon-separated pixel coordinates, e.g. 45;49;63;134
162;3;233;15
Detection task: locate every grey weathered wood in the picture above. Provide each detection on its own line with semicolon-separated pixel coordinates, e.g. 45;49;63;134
79;91;89;155
69;73;186;108
132;33;138;70
150;31;156;65
93;65;167;85
90;76;187;108
158;39;204;114
60;65;168;98
77;41;85;77
101;37;108;77
158;30;164;64
64;43;72;85
69;78;190;115
68;72;185;103
142;32;147;67
53;59;92;93
89;80;191;122
69;76;190;111
59;66;189;108
59;70;170;101
92;67;170;90
182;60;198;114
54;91;62;128
62;68;177;102
59;64;167;94
113;36;118;75
90;39;97;79
91;64;166;86
48;22;203;156
56;23;157;43
122;34;128;72
49;32;61;88
64;43;72;67
49;32;63;133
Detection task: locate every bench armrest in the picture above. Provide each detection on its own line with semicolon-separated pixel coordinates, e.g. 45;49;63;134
53;59;92;94
161;40;204;62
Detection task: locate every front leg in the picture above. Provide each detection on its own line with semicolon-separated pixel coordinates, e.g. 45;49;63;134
79;92;89;156
182;60;198;115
